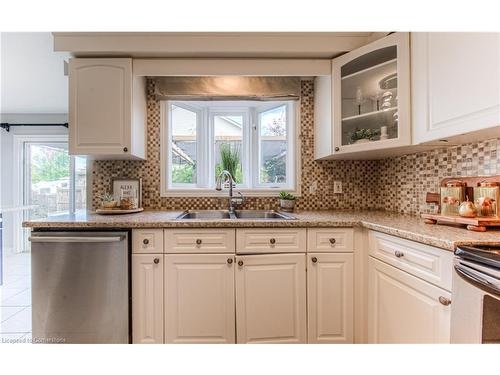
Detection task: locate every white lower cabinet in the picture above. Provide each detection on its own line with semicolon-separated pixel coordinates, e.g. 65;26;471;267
307;253;354;343
235;253;307;343
165;254;236;343
132;254;164;344
368;257;451;343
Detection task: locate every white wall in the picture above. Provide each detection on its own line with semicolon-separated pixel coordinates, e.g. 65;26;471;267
1;32;69;115
1;32;70;252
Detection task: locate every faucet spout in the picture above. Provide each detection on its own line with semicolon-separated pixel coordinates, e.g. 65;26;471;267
215;170;236;212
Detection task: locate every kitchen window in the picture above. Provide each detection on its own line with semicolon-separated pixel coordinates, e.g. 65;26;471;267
160;100;298;196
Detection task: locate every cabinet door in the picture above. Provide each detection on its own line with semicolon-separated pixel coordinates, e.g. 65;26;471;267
332;32;411;156
235;254;306;343
412;33;500;144
132;254;164;344
69;58;132;156
165;254;235;343
368;257;451;343
307;253;354;343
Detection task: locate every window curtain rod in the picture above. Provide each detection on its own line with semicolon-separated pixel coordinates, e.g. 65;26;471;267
0;123;69;132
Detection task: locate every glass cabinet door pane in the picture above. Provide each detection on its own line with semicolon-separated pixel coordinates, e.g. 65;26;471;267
340;45;399;146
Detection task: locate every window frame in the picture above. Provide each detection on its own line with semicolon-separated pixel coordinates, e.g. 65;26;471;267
166;101;202;189
209;107;250;188
253;102;295;189
160;100;301;197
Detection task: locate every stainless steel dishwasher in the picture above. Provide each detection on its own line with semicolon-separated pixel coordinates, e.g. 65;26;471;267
29;231;130;344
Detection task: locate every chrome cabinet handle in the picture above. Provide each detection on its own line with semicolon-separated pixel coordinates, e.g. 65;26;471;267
143;238;149;245
238;260;244;267
269;238;276;245
311;257;318;263
196;239;202;245
153;258;160;264
438;296;451;306
227;258;233;264
329;238;336;244
394;250;404;258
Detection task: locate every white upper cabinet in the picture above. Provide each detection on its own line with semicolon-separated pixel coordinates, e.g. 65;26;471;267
412;33;500;145
315;33;411;160
69;58;146;159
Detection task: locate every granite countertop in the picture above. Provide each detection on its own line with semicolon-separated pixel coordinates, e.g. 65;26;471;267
23;209;500;251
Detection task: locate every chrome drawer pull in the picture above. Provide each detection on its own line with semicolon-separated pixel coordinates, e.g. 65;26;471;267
394;250;405;258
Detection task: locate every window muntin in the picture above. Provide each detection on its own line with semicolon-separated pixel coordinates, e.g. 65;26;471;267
164;100;296;193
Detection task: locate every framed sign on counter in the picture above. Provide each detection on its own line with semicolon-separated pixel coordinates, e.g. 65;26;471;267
112;178;142;208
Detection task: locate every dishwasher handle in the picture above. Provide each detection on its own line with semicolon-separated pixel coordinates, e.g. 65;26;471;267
29;235;125;243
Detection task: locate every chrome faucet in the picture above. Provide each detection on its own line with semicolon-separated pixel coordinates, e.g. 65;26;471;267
215;170;243;213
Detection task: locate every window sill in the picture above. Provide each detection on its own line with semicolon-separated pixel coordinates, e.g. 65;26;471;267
160;187;301;198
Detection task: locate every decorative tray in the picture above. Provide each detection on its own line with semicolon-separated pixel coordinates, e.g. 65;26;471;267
421;213;500;232
96;208;144;215
424;175;500;232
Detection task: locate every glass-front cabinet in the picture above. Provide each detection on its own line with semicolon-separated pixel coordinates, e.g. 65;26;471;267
331;33;410;156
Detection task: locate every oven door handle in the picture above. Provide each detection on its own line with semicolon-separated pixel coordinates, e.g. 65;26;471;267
454;264;500;296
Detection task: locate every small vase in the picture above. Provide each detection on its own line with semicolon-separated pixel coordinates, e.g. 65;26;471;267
279;199;296;212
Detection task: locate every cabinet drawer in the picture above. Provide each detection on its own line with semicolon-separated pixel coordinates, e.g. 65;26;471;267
132;229;164;254
236;228;306;254
368;231;453;291
164;229;235;254
307;228;354;253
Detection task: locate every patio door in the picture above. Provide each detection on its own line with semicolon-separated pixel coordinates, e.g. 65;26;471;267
14;136;87;253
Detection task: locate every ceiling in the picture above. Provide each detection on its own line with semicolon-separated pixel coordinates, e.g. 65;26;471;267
0;32;387;116
53;32;388;58
1;32;69;115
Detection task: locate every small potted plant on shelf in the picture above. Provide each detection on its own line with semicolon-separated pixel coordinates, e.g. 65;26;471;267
279;191;296;212
349;128;380;144
100;193;118;209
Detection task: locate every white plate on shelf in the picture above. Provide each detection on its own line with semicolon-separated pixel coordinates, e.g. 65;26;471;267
95;208;144;215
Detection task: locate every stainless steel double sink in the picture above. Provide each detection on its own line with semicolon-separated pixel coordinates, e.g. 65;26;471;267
176;210;296;220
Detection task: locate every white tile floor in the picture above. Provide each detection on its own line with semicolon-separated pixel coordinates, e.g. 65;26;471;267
1;252;32;343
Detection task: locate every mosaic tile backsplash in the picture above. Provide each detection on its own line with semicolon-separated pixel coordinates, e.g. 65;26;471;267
91;79;500;216
376;138;500;215
91;79;379;211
